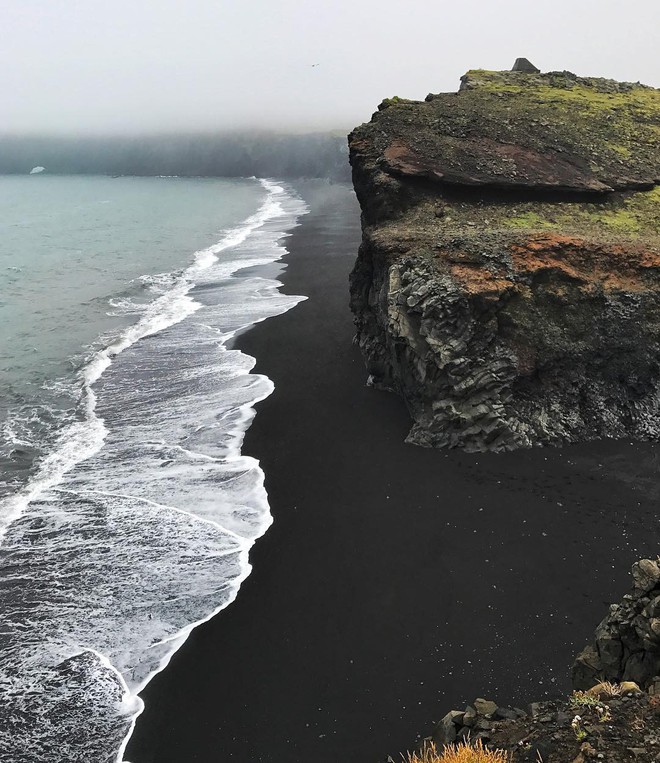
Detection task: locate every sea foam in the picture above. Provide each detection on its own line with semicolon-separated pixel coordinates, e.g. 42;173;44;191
0;179;308;762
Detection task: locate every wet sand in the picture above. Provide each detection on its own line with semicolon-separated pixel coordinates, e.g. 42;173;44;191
126;179;659;763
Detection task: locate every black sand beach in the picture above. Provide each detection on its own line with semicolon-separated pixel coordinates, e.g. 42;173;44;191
126;180;660;763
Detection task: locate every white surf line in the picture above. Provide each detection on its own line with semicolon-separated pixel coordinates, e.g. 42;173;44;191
118;185;310;763
0;406;107;547
86;645;136;705
0;179;309;763
139;583;237;617
0;179;293;548
116;557;260;763
137;434;269;469
137;439;224;463
51;487;251;544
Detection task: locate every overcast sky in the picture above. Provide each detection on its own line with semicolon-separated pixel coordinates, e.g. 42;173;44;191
2;0;658;134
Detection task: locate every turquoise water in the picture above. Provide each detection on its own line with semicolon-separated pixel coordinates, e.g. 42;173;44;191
0;174;308;762
0;175;262;392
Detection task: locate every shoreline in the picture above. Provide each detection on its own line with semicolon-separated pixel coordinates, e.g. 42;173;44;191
126;179;660;763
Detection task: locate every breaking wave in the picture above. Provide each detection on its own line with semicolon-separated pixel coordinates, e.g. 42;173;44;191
0;179;308;762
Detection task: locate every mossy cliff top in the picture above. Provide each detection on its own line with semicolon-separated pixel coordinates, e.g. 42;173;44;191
349;66;660;248
350;68;660;201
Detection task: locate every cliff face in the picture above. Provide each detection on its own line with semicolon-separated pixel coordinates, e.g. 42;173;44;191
349;69;660;451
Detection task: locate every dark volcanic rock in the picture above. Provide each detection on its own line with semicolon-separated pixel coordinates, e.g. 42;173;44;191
409;686;660;763
512;58;540;73
573;559;660;690
349;67;660;451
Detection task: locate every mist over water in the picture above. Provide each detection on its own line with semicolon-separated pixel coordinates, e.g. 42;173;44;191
0;175;308;761
0;133;350;180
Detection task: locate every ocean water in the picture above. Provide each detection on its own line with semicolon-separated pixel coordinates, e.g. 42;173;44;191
0;175;308;761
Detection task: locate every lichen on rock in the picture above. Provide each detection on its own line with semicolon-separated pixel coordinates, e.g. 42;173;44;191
349;65;660;451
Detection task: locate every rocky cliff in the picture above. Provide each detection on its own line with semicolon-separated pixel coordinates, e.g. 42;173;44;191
349;67;660;451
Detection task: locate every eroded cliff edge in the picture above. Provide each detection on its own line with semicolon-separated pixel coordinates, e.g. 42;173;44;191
349;68;660;451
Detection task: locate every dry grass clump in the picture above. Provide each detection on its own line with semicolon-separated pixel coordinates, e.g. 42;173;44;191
405;740;511;763
589;681;626;699
571;681;627;708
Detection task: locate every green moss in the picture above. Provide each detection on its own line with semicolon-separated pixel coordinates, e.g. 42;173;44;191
379;96;418;110
604;142;632;159
599;209;642;233
502;186;660;238
456;70;660;172
641;186;660;203
429;185;660;241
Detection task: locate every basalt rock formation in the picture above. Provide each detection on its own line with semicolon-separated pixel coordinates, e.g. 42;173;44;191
349;66;660;451
573;559;660;691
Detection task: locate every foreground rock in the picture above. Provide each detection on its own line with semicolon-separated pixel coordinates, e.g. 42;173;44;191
349;65;660;451
404;688;660;763
573;559;660;691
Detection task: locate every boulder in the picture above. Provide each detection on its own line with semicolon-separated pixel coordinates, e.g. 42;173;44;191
431;710;463;746
474;698;498;717
495;707;519;721
632;560;660;593
572;645;604;690
463;705;477;727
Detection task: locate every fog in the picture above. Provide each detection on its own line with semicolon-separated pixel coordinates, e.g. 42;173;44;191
2;0;659;135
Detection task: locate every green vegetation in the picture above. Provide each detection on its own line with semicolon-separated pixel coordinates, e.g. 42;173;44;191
380;96;418;110
456;69;660;182
569;691;605;710
571;715;589;742
464;69;657;106
500;186;660;238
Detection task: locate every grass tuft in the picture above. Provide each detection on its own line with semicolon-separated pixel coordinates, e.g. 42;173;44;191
405;739;511;763
569;691;603;709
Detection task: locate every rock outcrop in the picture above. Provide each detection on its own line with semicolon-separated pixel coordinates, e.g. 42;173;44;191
430;697;527;748
349;66;660;451
404;687;660;763
573;559;660;691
